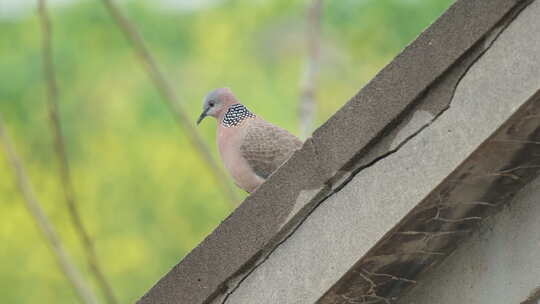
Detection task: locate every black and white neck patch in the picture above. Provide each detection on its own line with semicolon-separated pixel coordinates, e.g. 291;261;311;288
221;104;255;127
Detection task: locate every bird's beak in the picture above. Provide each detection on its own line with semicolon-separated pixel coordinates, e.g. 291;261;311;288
197;108;209;125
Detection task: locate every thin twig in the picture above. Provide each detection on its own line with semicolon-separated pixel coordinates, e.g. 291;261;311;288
37;1;118;303
0;116;98;304
100;0;239;205
298;0;322;139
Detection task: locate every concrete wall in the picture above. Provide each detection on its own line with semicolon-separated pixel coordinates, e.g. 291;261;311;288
398;175;540;304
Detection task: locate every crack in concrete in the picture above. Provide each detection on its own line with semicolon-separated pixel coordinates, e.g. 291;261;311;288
340;7;533;302
409;200;499;217
218;3;527;303
217;109;445;304
219;78;450;304
346;272;395;304
361;269;417;284
394;230;470;247
427;205;483;224
365;251;446;261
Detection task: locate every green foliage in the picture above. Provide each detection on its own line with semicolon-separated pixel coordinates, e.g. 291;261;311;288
0;0;452;302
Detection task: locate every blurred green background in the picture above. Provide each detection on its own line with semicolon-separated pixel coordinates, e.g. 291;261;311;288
0;0;453;302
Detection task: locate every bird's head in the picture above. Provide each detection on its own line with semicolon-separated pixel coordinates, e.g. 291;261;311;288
197;87;237;125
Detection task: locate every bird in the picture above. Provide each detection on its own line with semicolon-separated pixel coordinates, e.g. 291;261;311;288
197;88;303;193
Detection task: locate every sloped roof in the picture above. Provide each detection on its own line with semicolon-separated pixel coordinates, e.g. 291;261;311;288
138;0;540;303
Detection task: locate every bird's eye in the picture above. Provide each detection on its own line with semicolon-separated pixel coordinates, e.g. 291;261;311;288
209;101;215;107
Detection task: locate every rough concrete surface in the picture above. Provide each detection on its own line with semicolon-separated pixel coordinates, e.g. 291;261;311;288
137;0;538;303
398;175;540;304
218;1;540;303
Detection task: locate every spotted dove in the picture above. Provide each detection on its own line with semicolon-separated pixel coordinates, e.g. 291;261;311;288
197;88;303;193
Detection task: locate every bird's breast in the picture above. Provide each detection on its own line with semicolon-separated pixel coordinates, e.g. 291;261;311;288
216;125;239;157
216;122;263;192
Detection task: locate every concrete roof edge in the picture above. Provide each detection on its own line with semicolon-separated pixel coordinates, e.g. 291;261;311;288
137;1;526;303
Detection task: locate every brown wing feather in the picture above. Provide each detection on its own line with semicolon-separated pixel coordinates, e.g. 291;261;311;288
240;120;302;179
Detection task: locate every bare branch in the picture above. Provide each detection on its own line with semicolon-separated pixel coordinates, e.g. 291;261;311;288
298;0;322;138
0;116;98;304
100;0;240;205
37;1;118;303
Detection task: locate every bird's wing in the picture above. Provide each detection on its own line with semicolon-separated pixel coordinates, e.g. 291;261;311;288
240;119;303;179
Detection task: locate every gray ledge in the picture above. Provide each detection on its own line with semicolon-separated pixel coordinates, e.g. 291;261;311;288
138;0;540;303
